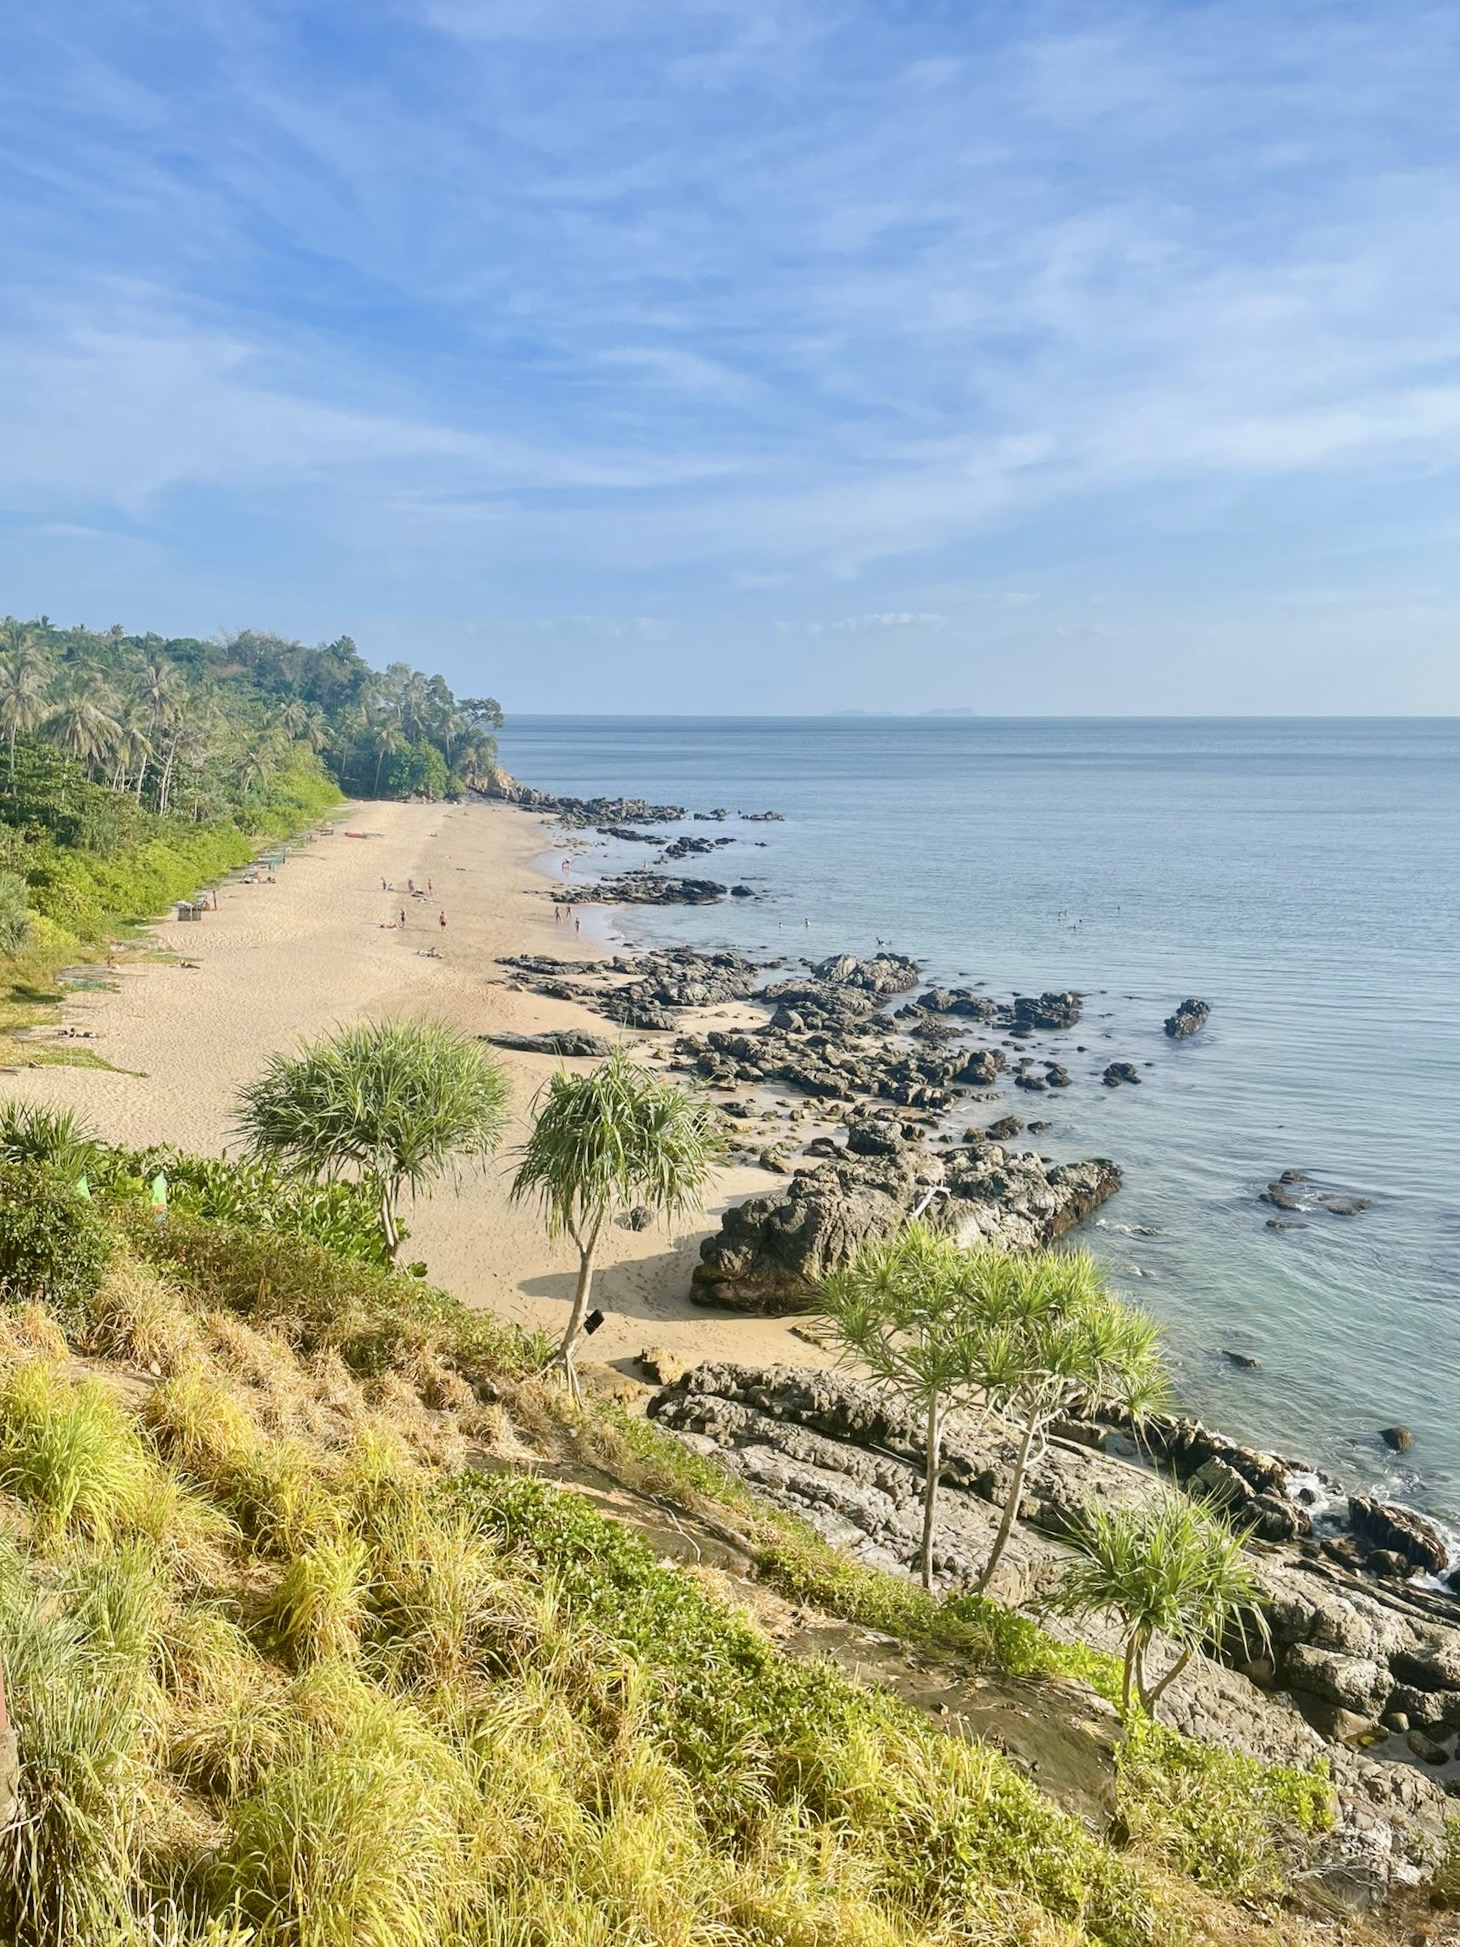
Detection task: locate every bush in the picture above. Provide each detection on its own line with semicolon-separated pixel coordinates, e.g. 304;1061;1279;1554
0;1162;112;1325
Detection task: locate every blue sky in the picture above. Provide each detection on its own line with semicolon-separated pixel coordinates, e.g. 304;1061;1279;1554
2;1;1459;713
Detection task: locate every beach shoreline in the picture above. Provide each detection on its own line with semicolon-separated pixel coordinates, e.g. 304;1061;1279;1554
0;796;837;1382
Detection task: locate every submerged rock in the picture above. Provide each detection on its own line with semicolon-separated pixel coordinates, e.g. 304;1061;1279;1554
1164;997;1211;1038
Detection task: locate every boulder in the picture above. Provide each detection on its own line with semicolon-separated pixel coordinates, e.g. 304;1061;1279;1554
810;953;920;998
1378;1426;1413;1454
1164;998;1211;1038
485;1030;616;1058
1347;1495;1449;1576
1102;1062;1142;1087
1013;991;1082;1031
638;1345;690;1387
1284;1644;1389;1716
691;1147;1121;1314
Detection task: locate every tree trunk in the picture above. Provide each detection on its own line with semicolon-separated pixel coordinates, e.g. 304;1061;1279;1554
554;1214;605;1395
974;1404;1040;1595
1121;1632;1141;1718
378;1178;401;1260
1143;1645;1190;1715
919;1394;943;1593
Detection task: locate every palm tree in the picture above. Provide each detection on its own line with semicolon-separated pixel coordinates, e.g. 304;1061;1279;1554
511;1050;723;1392
0;641;54;780
1050;1494;1267;1719
236;1018;509;1261
822;1222;991;1591
47;684;121;780
371;719;406;795
961;1250;1166;1594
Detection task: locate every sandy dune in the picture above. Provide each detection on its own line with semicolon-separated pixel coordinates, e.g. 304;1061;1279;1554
5;800;832;1379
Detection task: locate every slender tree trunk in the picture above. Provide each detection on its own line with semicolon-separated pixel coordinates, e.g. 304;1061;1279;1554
1144;1646;1190;1715
378;1178;400;1260
554;1212;606;1394
919;1394;943;1593
974;1404;1041;1595
1121;1632;1140;1718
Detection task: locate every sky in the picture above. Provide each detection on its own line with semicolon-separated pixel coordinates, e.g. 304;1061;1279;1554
1;1;1459;714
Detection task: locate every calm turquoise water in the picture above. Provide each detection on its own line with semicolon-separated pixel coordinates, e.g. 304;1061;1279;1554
497;717;1460;1516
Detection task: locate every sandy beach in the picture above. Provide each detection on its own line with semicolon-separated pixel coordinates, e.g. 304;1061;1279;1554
3;799;833;1381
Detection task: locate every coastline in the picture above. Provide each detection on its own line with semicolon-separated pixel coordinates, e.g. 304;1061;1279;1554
0;796;837;1380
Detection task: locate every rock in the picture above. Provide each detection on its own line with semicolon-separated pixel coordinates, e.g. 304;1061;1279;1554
1406;1729;1450;1765
1318;1193;1372;1216
1390;1646;1460;1694
1014;1074;1046;1092
985;1116;1023;1141
576;873;728;905
1250;1493;1312;1543
623;1205;653;1232
1348;1496;1449;1576
484;1029;616;1058
1044;1063;1072;1088
758;1146;791;1173
1382;1711;1410;1734
1188;1454;1253;1513
691;1147;1121;1314
730;885;756;898
810;953;920;998
1367;1549;1416;1581
1164;998;1210;1038
1102;1062;1142;1086
1223;1350;1260;1370
1013;991;1082;1031
1284;1644;1389;1716
845;1118;908;1158
1261;1180;1305;1211
638;1345;689;1387
1379;1427;1413;1453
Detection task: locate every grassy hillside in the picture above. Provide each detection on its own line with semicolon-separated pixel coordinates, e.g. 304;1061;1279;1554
0;1153;1385;1947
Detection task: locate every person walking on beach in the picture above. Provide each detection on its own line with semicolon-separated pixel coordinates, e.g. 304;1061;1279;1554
574;916;580;934
399;908;407;927
562;859;570;875
554;904;561;922
439;911;447;929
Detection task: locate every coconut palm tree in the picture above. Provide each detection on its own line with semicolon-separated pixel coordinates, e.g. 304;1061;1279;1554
511;1049;722;1392
1050;1493;1268;1719
371;719;406;795
47;684;122;780
0;641;54;780
236;1018;509;1261
822;1222;992;1591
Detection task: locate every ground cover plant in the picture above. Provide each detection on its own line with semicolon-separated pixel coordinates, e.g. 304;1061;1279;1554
0;1154;1361;1946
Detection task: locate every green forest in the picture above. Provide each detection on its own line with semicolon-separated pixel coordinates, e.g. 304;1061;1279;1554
0;615;500;978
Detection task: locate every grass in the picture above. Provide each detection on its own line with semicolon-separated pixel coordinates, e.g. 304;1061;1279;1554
0;1202;1380;1945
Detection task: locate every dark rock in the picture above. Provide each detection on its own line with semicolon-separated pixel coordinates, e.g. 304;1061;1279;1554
1013;991;1082;1031
623;1204;653;1231
1390;1645;1460;1694
1014;1073;1048;1092
810;953;920;998
1318;1193;1372;1216
1348;1495;1449;1576
1378;1426;1413;1454
576;873;727;905
1164;998;1210;1038
484;1029;616;1058
844;1118;908;1158
659;833;732;860
1223;1350;1260;1370
1102;1062;1142;1087
730;885;756;898
1261;1180;1305;1211
1366;1550;1416;1581
739;810;784;821
691;1146;1121;1314
1406;1729;1450;1765
489;780;687;825
1044;1063;1072;1088
985;1116;1023;1141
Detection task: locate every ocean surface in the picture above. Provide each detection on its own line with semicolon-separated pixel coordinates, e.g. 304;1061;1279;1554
496;716;1460;1519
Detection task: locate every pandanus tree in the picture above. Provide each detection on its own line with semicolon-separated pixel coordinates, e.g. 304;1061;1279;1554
1050;1494;1267;1719
237;1018;509;1260
821;1223;988;1591
960;1248;1166;1594
512;1049;722;1392
821;1234;1165;1595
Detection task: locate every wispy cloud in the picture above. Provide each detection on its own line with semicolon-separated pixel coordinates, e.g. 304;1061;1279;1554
0;1;1457;706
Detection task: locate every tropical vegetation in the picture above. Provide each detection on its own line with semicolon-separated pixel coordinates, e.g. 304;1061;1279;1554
0;1136;1351;1946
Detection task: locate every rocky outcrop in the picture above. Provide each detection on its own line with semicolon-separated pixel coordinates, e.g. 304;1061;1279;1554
487;773;686;826
690;1139;1121;1314
484;1029;616;1058
574;874;728;905
808;952;920;998
1348;1496;1450;1576
1102;1062;1141;1087
1164;997;1211;1038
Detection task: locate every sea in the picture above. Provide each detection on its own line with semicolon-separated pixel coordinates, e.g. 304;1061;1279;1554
496;716;1460;1521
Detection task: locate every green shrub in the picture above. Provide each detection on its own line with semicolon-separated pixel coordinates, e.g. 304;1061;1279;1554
0;1161;112;1325
1116;1716;1331;1900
